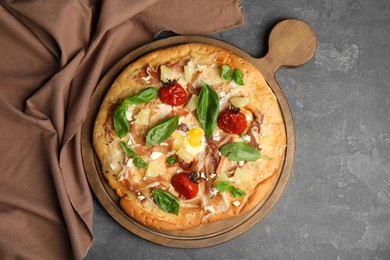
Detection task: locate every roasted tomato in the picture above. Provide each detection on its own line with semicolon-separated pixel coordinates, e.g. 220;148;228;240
158;80;187;106
171;172;199;199
217;107;247;135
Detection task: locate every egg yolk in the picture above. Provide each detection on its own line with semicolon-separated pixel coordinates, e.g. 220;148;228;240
186;128;203;147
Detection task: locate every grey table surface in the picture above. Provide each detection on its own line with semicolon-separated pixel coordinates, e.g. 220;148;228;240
85;0;390;259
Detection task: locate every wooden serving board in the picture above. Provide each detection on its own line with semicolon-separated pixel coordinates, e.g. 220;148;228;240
81;19;316;247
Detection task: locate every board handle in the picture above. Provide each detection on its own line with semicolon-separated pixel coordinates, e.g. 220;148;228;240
251;19;316;165
254;19;317;76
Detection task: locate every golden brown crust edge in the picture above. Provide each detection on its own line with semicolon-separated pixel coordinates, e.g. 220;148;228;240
120;198;204;231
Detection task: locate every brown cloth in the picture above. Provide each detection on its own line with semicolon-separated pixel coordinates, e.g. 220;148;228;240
0;0;245;259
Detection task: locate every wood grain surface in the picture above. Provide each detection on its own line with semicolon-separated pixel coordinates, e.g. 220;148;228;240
81;19;316;247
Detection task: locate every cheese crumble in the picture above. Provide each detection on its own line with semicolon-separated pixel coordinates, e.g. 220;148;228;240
242;134;251;142
210;187;218;196
212;130;221;141
150;151;163;160
232;201;241;207
204;205;215;213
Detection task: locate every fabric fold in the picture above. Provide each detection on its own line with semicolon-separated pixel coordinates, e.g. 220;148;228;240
0;0;245;259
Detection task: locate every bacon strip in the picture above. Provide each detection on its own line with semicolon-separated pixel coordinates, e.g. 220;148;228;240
137;64;160;85
104;104;119;141
202;132;232;195
133;145;155;156
129;122;147;145
164;58;190;72
187;83;201;96
177;156;198;172
177;123;189;132
246;109;264;148
169;108;190;117
121;174;170;194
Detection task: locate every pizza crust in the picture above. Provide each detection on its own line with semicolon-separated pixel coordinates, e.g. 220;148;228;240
120;197;204;230
93;43;286;231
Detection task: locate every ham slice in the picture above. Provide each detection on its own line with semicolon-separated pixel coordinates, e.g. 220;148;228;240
164;58;190;72
202;132;232;195
103;104;119;141
137;64;160;85
246;109;264;148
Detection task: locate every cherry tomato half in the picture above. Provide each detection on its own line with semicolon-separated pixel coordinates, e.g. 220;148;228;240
171;172;199;199
217;108;247;135
158;80;187;106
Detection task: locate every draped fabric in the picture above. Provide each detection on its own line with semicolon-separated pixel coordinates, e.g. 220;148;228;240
0;0;245;258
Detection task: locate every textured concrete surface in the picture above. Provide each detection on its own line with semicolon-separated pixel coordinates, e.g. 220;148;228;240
85;0;390;259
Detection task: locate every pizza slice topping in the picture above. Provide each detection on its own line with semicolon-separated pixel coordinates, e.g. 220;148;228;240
158;79;187;106
215;180;246;198
220;64;245;85
119;141;147;169
113;87;158;138
219;142;265;162
197;82;220;138
145;116;179;146
217;105;247;135
171;172;201;199
152;189;180;215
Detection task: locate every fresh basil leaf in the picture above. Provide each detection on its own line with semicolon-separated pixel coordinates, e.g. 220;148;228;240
197;83;219;138
221;65;233;80
124;87;158;104
145;116;179;146
133;156;148;168
113;87;157;139
152;189;180;215
119;141;136;157
233;68;244;85
113;104;129;139
167;155;177;165
221;65;244;85
219;142;262;161
119;141;147;168
230;186;246;198
216;180;246;198
216;181;232;193
197;83;209;126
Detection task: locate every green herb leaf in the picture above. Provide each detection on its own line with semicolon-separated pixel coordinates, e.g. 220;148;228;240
145;116;180;146
152;189;180;215
216;180;246;198
197;83;219;138
119;141;147;168
233;69;244;85
133;156;148;168
221;65;245;85
216;181;232;192
219;142;262;161
221;65;233;80
167;155;177;165
113;87;158;139
230;186;246;198
119;141;136;157
113;104;129;139
124;87;158;104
